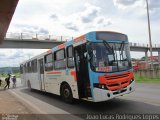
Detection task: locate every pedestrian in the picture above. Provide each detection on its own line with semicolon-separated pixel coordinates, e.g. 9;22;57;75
0;79;2;86
4;74;11;89
12;75;16;88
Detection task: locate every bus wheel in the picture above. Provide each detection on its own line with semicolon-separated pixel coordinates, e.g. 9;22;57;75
27;80;32;91
61;83;73;103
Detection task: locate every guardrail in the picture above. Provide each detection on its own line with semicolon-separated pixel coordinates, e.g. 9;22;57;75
129;42;160;48
5;32;74;42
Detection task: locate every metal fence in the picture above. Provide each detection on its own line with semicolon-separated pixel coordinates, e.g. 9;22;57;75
5;32;74;42
129;42;160;48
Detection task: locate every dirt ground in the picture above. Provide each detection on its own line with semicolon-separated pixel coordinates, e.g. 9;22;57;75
0;89;41;120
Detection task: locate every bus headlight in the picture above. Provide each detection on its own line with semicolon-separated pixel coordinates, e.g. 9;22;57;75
130;78;134;84
94;83;107;89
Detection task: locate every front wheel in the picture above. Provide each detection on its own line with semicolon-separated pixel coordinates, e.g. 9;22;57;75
61;83;73;103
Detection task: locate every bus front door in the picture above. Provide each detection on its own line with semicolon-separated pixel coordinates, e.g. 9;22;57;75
38;59;45;91
74;44;91;99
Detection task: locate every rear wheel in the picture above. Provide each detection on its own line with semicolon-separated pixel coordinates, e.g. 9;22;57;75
61;83;73;103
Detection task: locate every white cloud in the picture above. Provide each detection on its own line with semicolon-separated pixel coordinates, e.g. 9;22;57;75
80;3;101;23
113;0;160;12
50;14;59;21
113;0;140;9
63;22;79;31
0;49;48;67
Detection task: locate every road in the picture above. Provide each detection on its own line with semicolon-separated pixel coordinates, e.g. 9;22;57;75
8;79;160;120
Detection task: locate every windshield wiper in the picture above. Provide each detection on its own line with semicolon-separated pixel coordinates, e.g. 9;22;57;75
103;41;112;53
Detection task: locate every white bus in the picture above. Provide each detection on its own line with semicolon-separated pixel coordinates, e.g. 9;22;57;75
20;31;135;103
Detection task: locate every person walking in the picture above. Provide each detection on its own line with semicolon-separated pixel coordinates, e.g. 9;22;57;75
12;75;16;88
0;79;2;86
4;74;11;89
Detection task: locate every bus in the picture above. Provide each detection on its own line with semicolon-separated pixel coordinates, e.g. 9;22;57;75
20;31;135;103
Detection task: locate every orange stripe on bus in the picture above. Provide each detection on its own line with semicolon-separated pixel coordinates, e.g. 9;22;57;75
58;43;65;49
74;35;85;43
70;71;77;81
47;71;62;74
47;49;52;54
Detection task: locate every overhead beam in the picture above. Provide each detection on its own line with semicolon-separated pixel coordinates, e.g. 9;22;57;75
0;39;63;49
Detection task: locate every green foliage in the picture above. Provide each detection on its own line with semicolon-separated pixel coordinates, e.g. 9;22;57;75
134;75;160;83
0;72;20;78
0;80;6;88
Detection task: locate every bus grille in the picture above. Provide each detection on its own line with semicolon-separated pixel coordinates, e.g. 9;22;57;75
105;73;130;80
98;71;133;91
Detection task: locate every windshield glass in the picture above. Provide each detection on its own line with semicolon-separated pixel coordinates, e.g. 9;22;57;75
88;42;132;73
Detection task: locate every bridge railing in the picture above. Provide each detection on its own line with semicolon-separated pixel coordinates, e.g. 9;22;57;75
129;42;148;47
129;42;160;48
5;32;74;42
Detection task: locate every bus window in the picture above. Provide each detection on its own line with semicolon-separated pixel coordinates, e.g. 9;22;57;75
24;63;27;73
44;53;53;71
20;64;23;74
31;59;37;73
28;61;32;73
54;49;66;69
27;62;31;73
67;46;74;68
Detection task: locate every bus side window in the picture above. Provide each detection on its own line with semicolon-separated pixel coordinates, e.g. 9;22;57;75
20;64;23;74
44;53;53;71
27;62;31;73
67;46;74;68
54;49;66;69
31;59;37;73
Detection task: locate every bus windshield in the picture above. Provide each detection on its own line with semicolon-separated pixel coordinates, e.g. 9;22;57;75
88;42;132;73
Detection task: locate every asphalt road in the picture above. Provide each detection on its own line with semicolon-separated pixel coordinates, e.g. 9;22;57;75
8;80;160;120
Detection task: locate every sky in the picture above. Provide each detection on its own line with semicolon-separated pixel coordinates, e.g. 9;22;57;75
1;0;160;67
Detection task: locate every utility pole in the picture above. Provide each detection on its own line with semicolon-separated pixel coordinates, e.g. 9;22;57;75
146;0;153;69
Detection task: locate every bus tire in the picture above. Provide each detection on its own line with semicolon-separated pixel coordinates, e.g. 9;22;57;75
27;80;32;91
61;83;73;103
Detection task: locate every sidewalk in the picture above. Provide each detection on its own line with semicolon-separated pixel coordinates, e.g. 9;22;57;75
0;89;31;114
0;87;41;120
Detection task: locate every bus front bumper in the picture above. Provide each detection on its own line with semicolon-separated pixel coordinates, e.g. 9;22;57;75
92;80;135;102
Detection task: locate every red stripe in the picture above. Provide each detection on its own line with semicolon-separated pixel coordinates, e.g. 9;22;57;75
70;71;77;81
47;71;62;74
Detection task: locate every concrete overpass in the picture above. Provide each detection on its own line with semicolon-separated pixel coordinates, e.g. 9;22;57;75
0;0;19;43
0;38;63;49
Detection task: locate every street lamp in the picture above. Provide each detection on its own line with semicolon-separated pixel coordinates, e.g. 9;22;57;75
146;0;153;69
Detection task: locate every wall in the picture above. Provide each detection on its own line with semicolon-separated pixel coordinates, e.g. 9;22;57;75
135;70;160;78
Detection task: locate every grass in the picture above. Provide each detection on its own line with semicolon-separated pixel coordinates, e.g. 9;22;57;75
0;73;20;78
134;75;160;84
0;80;6;89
